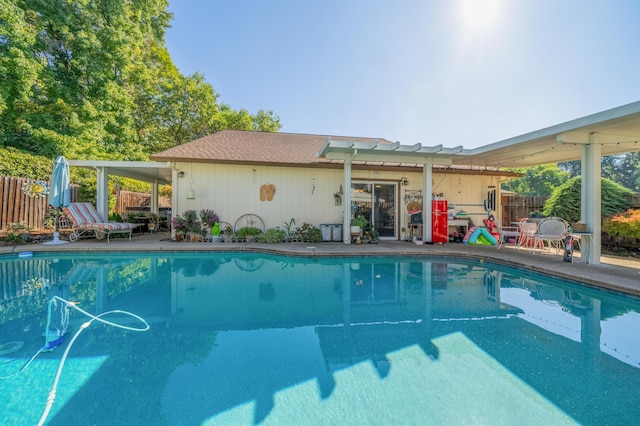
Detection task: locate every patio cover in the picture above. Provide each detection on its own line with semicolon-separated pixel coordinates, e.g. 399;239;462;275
318;100;640;263
68;160;173;221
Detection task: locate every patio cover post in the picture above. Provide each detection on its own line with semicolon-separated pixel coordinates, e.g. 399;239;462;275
423;159;433;243
95;166;109;221
343;153;353;244
582;133;602;264
151;180;159;215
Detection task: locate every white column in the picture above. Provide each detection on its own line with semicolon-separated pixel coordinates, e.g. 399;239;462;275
151;180;159;215
95;166;109;220
343;153;353;244
583;133;601;264
423;159;433;243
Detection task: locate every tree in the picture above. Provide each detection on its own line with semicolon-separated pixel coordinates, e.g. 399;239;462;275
0;0;281;162
543;176;632;223
560;152;640;192
502;164;569;196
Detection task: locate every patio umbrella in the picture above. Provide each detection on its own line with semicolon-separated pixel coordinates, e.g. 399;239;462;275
43;156;70;245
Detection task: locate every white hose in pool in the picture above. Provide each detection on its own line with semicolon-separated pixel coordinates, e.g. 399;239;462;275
0;295;149;426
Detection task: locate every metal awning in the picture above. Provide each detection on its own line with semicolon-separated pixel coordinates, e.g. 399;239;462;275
317;139;464;165
316;101;640;262
453;101;640;168
68;160;173;183
68;160;173;222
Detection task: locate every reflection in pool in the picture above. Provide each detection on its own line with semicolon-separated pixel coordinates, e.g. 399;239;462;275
1;252;639;425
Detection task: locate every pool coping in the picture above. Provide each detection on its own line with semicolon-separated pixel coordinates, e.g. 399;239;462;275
2;234;639;297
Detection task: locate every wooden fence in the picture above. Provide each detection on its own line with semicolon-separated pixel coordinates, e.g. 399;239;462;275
114;190;171;214
500;195;548;226
0;176;79;232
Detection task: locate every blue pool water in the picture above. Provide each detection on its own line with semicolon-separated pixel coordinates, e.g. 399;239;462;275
1;252;639;425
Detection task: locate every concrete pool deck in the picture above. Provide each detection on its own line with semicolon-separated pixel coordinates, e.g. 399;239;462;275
2;232;639;297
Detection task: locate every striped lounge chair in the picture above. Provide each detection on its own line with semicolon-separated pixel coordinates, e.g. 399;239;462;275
63;202;137;242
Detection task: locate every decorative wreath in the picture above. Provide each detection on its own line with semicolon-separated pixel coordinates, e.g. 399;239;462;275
22;179;50;198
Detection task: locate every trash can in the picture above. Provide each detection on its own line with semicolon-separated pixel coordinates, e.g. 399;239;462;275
331;224;343;241
320;224;332;242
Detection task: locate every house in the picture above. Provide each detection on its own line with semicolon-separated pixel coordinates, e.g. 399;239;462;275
149;130;518;242
70;100;640;262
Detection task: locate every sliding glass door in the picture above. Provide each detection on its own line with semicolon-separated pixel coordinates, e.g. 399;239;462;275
351;182;397;239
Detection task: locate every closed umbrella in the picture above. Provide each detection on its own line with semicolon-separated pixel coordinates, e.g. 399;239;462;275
44;156;70;245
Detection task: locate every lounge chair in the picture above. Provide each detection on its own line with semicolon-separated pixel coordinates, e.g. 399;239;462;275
63;202;137;242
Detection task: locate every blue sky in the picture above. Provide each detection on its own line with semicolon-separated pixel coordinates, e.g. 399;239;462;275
165;0;640;149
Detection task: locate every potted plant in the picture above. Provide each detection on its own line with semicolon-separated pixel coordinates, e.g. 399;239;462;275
236;226;263;242
282;218;297;242
179;210;201;241
210;222;222;243
171;214;188;241
222;224;234;242
350;215;368;236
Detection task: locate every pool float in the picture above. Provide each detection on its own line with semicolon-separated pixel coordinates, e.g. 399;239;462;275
466;227;498;245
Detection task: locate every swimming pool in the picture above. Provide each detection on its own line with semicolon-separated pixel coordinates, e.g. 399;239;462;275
1;252;639;425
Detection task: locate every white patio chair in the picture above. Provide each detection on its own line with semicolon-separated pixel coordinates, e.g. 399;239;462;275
495;221;522;249
533;217;568;255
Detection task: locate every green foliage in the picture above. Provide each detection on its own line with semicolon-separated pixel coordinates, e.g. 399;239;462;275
502;164;569;196
260;228;285;243
199;209;220;228
0;147;54;180
1;0;280;161
0;222;31;244
350;215;368;228
543;177;632;223
295;223;322;243
603;209;640;239
235;226;263;240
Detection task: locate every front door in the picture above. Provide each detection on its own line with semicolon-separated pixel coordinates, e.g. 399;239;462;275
351;182;397;239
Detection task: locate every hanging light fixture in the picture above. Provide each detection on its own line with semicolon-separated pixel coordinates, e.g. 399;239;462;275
187;163;195;199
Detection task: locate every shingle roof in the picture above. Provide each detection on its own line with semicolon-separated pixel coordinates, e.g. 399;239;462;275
150;130;394;166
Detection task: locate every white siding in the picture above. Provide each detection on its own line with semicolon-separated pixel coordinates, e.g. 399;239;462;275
172;162;499;237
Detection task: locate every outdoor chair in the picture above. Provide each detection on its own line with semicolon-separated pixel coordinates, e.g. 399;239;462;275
533;217;568;255
494;221;522;249
63;202;137;242
517;221;543;251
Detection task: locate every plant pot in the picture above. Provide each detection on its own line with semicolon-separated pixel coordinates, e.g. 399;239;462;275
211;236;221;243
175;233;184;242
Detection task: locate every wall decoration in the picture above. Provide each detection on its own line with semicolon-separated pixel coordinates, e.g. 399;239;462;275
260;184;276;201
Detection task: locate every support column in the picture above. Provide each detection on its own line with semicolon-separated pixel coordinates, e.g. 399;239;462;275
95;166;109;220
583;133;601;264
151;180;159;215
423;159;433;243
343;153;353;244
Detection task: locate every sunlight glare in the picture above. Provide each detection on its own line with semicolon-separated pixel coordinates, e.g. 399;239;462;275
458;0;503;34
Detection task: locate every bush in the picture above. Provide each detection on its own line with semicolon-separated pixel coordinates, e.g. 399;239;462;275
296;223;322;243
236;227;263;241
603;209;640;239
260;228;285;243
543;177;632;223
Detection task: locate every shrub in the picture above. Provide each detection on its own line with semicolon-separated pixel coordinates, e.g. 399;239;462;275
260;228;285;243
236;226;263;241
603;209;640;239
543;177;632;223
296;223;322;243
200;209;220;228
